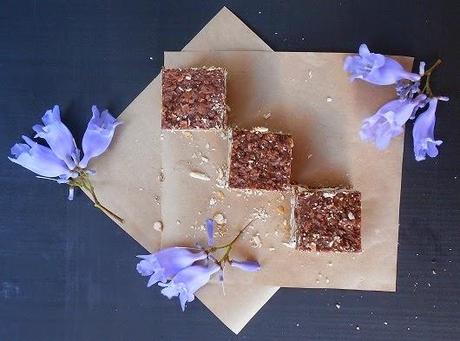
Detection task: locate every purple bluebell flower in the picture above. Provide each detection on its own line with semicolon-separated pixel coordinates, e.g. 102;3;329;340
360;94;427;149
344;44;420;85
8;136;75;179
158;262;220;311
413;98;443;161
230;260;261;272
206;219;215;246
79;106;122;168
136;247;207;287
32;105;79;169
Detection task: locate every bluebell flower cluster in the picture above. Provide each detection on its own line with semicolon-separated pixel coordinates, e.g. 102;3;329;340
136;219;260;311
344;44;449;161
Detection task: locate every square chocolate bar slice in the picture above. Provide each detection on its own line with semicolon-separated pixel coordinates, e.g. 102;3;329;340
161;67;227;130
228;128;294;191
291;186;361;252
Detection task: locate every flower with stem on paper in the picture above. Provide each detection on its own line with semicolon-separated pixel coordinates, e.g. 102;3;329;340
8;105;123;223
348;44;450;160
136;219;260;310
344;44;420;85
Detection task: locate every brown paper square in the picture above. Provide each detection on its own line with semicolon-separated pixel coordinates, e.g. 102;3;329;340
160;51;412;291
84;7;279;334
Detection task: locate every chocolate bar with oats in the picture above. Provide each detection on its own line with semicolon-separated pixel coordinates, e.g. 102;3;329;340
228;128;294;191
291;186;361;252
161;67;227;130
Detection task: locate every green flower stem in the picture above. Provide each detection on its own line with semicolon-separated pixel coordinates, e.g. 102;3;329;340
421;59;442;97
69;171;124;224
207;220;253;266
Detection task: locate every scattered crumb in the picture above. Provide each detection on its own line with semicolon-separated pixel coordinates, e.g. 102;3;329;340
356;326;360;331
307;154;313;160
263;112;272;119
189;171;210;181
252;207;269;222
158;169;165;182
153;221;163;232
205;143;210;149
268;247;276;251
250;234;262;248
326;96;333;102
201;156;209;163
181;131;193;140
253;126;269;133
213;213;226;225
214;190;225;200
348;212;355;220
216;166;227;188
323;192;336;198
296;323;300;327
209;197;217;206
282;241;295;249
328;261;333;267
277;205;285;215
335;303;341;309
432;269;437;275
149;56;153;60
153;195;160;206
176;220;181;225
384;321;388;326
138;187;144;191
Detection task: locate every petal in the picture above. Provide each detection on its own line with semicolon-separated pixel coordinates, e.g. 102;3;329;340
136;247;206;285
159;263;219;310
230;260;261;272
9;136;73;178
206;219;215;246
79;106;122;168
32;105;79;169
413;99;442;161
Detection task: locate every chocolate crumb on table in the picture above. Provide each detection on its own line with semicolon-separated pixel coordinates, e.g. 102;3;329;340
161;67;227;130
291;186;361;252
228;128;294;191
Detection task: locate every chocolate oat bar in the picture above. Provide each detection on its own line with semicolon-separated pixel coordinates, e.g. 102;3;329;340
161;67;227;130
228;128;294;191
291;186;361;252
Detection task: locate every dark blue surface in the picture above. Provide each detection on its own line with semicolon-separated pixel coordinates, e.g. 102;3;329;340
0;1;459;340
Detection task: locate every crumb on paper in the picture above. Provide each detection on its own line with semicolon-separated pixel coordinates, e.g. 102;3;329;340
138;187;144;191
153;221;163;232
153;195;160;206
269;247;276;252
277;205;285;215
326;96;333;102
214;190;225;200
282;241;295;249
250;234;262;248
189;171;210;181
158;169;165;182
252;126;269;133
205;142;210;149
216;166;227;188
176;220;181;225
213;213;226;225
201;155;209;163
209;197;217;206
251;207;269;222
181;131;193;140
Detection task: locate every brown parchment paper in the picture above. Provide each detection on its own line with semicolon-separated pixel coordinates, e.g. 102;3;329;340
160;51;413;291
84;7;279;334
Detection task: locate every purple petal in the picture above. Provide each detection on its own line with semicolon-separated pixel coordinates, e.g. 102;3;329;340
230;260;261;272
79;106;122;168
413;98;442;161
9;136;74;178
32;105;79;169
206;219;215;246
360;94;427;150
158;262;220;311
136;247;207;286
344;43;420;85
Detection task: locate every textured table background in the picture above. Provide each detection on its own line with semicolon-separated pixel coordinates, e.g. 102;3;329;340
0;1;459;340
